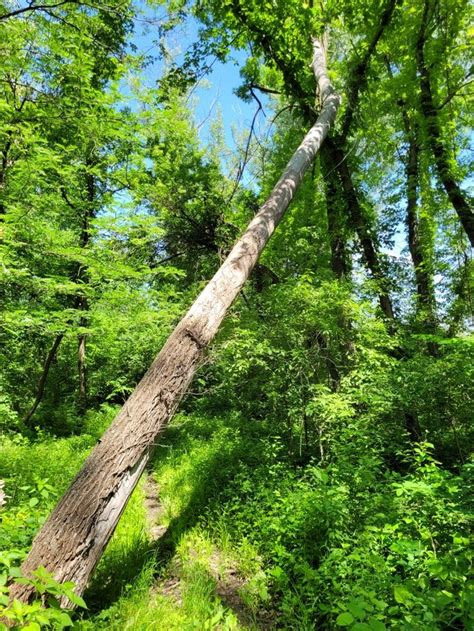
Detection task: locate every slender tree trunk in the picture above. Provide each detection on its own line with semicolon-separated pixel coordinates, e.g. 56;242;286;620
76;166;94;413
314;330;341;390
22;171;94;426
23;334;64;427
321;149;350;279
326;138;395;320
403;119;436;320
416;0;474;246
77;315;87;412
11;38;341;605
0;131;13;218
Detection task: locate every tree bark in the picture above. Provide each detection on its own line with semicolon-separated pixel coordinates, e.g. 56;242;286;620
416;0;474;246
11;38;340;605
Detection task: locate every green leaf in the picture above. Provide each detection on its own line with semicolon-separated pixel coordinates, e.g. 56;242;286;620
56;611;74;628
348;599;369;619
336;612;355;626
393;585;412;605
67;591;87;608
368;617;387;631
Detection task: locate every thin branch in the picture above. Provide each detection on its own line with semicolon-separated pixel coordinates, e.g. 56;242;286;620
0;0;80;21
437;76;474;109
149;245;209;269
226;98;264;203
249;83;282;96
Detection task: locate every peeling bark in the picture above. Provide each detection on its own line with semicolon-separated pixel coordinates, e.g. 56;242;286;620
11;38;341;604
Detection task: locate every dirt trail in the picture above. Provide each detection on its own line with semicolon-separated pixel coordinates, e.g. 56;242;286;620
142;473;275;628
143;472;167;542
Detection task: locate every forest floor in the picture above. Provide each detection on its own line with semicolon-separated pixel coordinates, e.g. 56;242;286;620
2;404;472;629
143;471;275;630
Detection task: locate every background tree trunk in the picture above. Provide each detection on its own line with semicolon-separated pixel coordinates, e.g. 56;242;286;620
326;138;395;320
403;118;436;320
23;334;64;428
416;0;474;245
11;37;340;605
321;149;350;279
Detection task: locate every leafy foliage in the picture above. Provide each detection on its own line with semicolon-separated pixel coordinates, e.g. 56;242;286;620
0;0;473;628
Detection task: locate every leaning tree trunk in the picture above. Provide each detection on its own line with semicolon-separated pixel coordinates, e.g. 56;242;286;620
11;37;341;605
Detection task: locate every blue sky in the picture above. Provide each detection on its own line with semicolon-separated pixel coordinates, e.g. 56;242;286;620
128;4;264;152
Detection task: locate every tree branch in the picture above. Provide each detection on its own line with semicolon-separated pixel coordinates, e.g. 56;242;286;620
0;0;80;21
340;0;400;141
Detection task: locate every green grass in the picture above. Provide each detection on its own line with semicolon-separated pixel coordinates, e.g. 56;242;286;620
84;528;261;630
2;406;472;630
78;410;271;630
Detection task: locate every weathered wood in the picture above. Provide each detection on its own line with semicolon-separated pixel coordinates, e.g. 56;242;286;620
11;38;340;605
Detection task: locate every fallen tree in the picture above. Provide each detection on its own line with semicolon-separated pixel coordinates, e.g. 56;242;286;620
11;36;340;604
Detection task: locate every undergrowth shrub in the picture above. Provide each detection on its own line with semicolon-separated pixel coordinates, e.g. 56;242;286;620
154;409;472;629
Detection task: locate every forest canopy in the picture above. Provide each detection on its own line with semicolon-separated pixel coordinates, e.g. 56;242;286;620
0;0;473;629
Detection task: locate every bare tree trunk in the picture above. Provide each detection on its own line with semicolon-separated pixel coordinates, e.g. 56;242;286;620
23;334;64;427
11;38;340;605
416;0;474;246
